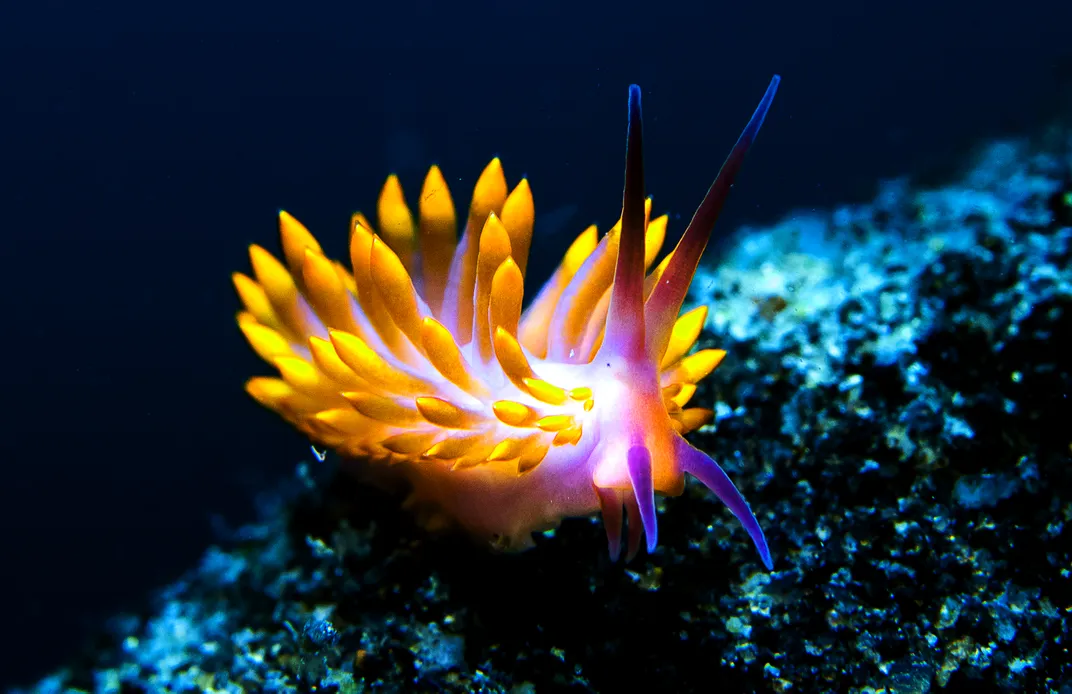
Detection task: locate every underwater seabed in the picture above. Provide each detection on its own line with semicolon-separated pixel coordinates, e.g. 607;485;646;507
15;133;1072;694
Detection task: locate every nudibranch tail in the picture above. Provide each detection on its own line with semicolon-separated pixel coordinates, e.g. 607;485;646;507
234;77;779;569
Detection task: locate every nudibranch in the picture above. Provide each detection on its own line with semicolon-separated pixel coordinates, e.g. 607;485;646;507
233;77;779;568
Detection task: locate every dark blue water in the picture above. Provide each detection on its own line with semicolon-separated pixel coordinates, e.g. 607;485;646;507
1;0;1068;686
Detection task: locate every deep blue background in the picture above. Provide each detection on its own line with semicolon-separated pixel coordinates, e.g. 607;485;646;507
1;0;1069;686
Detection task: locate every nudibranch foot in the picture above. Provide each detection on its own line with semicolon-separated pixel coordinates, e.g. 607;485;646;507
233;76;780;569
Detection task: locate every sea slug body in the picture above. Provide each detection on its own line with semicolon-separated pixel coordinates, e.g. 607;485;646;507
233;78;780;567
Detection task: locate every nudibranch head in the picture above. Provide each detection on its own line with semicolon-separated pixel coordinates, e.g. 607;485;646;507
234;78;780;568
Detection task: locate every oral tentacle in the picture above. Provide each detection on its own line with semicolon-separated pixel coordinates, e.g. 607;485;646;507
626;445;658;553
676;435;773;570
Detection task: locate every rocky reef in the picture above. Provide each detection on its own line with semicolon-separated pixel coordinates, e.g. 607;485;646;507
14;132;1072;694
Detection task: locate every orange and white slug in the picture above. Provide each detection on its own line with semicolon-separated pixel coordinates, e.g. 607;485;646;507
233;78;780;567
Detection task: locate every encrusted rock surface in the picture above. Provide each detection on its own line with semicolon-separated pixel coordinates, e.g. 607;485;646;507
13;135;1072;694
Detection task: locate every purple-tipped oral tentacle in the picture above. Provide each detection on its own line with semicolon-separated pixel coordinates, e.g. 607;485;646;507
676;436;773;570
627;445;658;553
